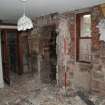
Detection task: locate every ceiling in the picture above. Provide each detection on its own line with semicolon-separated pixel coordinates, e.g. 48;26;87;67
0;0;105;23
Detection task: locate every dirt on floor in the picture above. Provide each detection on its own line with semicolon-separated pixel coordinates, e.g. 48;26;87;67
0;73;105;105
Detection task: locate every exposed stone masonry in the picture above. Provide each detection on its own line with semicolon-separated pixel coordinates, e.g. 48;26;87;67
18;3;105;96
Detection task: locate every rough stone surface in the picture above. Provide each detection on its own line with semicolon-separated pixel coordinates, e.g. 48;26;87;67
18;3;105;96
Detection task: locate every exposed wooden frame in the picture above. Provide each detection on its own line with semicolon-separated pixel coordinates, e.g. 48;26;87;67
76;12;92;63
0;27;23;85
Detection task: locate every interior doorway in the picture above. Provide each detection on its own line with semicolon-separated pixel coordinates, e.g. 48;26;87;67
8;31;18;73
40;25;57;83
1;29;22;85
49;28;57;81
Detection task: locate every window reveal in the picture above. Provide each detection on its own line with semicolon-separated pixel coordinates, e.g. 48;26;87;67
76;13;92;62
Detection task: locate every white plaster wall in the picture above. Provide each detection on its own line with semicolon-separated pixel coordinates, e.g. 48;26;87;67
0;32;4;88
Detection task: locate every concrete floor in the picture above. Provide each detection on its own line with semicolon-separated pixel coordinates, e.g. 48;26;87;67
0;73;105;105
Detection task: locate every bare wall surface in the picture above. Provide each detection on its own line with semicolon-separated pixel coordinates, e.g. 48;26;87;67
0;32;4;88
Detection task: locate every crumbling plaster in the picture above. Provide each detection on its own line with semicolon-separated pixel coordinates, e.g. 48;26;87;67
67;5;105;94
30;4;105;95
0;3;105;96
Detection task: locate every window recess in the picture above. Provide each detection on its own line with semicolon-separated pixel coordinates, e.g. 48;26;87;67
76;13;92;63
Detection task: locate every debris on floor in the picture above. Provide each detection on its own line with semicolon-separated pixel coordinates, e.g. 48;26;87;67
0;73;105;105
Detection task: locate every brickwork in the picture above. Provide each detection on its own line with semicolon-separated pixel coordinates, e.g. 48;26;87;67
90;6;105;96
61;5;105;95
26;3;105;96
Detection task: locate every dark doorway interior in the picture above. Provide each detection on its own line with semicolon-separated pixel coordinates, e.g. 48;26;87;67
8;31;17;73
49;29;57;81
40;25;57;83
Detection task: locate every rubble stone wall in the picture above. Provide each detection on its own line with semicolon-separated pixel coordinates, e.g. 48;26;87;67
69;5;105;95
26;3;105;95
90;5;105;96
57;4;105;95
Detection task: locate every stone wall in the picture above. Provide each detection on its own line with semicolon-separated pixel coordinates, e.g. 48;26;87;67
69;5;105;95
90;5;105;96
26;3;105;95
57;4;105;95
91;42;105;96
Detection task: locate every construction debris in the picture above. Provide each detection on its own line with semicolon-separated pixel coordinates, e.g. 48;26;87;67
0;73;105;105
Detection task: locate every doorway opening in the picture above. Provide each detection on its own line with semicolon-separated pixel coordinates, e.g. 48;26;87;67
1;29;21;85
8;32;18;72
8;31;19;83
40;25;57;83
49;28;57;81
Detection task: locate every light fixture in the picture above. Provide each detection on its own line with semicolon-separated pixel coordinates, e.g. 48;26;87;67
17;0;33;31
